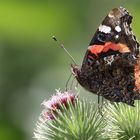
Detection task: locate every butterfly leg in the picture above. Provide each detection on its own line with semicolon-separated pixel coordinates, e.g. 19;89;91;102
65;73;73;91
98;95;103;116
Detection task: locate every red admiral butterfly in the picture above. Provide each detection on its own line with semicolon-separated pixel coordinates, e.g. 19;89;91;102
72;7;140;106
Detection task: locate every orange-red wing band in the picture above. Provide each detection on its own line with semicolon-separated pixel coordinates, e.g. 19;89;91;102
88;42;131;57
134;59;140;92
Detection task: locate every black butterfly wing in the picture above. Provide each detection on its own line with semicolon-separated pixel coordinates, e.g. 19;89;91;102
72;7;140;106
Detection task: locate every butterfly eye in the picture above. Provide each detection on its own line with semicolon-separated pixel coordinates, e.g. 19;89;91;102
87;55;94;65
97;33;106;43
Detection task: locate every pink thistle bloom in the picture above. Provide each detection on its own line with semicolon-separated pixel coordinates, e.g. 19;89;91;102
41;89;77;121
41;111;55;120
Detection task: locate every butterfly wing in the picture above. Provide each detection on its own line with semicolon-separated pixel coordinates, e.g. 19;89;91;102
72;7;140;105
82;7;139;68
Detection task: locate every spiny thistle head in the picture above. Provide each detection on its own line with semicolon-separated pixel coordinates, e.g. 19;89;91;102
104;101;140;140
42;89;75;111
40;89;76;121
34;89;106;140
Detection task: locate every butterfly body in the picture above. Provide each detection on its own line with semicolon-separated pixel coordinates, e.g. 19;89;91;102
72;7;140;106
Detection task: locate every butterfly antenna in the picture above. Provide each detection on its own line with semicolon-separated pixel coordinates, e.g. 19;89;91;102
52;36;77;65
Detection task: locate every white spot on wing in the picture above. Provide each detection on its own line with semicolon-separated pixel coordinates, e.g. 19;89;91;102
115;35;119;39
108;13;114;18
98;24;111;34
115;26;121;32
104;55;115;65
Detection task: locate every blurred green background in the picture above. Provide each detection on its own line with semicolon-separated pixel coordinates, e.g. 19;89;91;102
0;0;140;140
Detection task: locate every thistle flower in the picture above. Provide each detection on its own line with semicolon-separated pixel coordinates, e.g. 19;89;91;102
104;101;140;140
42;89;75;111
34;90;106;140
41;89;76;121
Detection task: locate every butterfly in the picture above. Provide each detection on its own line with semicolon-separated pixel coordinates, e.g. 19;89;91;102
71;7;140;106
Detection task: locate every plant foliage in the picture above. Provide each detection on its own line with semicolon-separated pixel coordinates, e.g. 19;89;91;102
104;101;140;140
